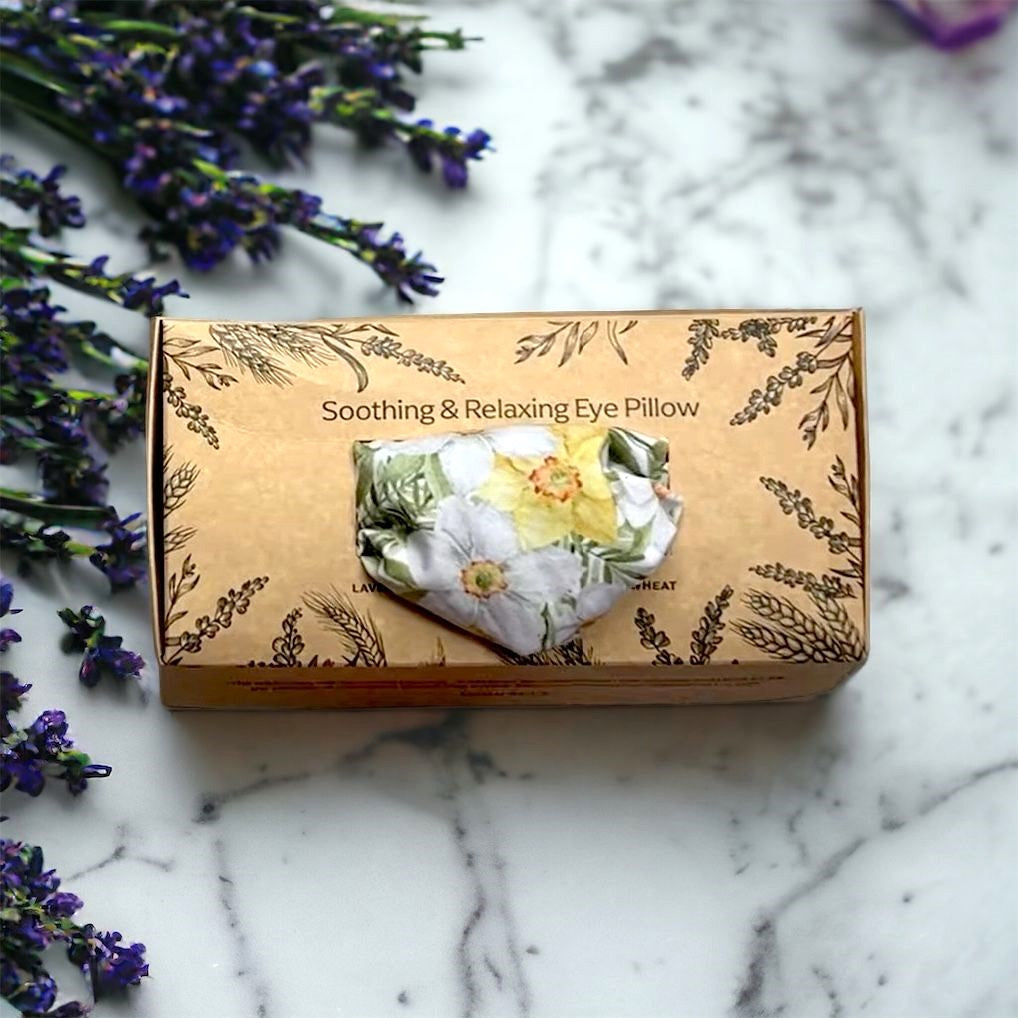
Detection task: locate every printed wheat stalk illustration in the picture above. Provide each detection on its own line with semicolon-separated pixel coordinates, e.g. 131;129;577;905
808;590;864;659
207;321;466;391
303;588;387;667
514;318;637;367
161;447;201;553
742;590;845;660
729;620;841;663
162;448;200;516
497;638;597;667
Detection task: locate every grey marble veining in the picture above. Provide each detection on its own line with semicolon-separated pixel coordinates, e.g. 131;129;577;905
3;1;1017;1016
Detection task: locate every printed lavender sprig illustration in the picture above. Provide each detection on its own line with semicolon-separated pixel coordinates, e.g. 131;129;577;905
730;314;857;449
162;554;269;666
683;316;818;379
634;585;735;666
248;607;335;668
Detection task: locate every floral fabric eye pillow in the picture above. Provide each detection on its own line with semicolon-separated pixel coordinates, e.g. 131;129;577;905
353;424;682;656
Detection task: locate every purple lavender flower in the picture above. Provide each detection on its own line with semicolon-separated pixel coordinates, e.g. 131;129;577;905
406;121;493;188
2;839;147;1014
88;512;146;592
86;929;150;995
2;671;31;720
0;577;22;652
1;3;487;295
0;520;80;575
58;606;144;687
1;708;112;797
0;157;85;235
83;370;147;452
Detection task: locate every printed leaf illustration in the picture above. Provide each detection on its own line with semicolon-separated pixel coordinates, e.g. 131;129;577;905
514;318;637;367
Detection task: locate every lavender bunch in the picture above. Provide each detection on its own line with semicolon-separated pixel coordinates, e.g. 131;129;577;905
0;0;493;299
1;580;112;798
2;839;148;1016
2;157;154;586
57;605;144;687
1;588;147;1016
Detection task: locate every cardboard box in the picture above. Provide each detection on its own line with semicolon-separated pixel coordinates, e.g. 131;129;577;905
147;309;868;708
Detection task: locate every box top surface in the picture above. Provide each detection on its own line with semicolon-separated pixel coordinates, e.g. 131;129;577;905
150;309;867;675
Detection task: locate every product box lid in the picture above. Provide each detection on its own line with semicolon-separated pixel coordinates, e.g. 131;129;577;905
147;309;868;708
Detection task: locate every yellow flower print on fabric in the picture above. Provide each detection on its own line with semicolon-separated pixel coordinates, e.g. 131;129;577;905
477;424;618;548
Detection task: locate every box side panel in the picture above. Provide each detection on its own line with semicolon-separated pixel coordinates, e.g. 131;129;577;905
145;318;167;664
854;308;871;666
160;661;854;709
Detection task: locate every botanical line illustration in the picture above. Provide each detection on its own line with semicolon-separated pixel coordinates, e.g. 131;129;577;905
514;318;638;367
303;588;387;666
162;447;199;554
162;329;233;449
633;585;734;666
160;443;270;663
683;316;818;379
734;458;864;663
248;607;335;668
207;320;466;389
729;314;857;449
497;637;598;667
162;554;269;665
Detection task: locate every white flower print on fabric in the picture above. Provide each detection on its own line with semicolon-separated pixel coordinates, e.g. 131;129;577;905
400;496;580;654
354;424;682;656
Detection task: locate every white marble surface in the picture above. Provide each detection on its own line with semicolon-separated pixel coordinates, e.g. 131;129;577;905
3;1;1018;1016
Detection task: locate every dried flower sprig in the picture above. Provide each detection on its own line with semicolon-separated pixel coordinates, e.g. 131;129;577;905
0;0;491;297
1;839;148;1016
57;606;144;688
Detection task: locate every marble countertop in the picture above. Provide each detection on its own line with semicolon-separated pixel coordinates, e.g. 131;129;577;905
3;1;1016;1016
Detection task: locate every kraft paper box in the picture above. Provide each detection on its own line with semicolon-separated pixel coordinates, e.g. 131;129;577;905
147;309;869;708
